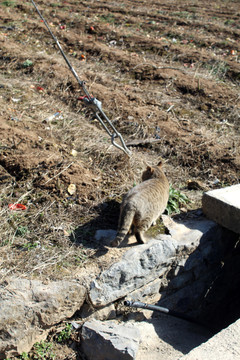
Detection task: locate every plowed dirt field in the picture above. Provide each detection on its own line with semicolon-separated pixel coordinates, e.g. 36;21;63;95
0;0;240;358
1;0;240;269
1;0;240;273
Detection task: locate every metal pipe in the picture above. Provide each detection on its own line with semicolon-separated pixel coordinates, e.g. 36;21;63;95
124;300;201;325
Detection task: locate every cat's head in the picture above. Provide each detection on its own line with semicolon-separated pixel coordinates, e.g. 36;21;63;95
141;160;164;181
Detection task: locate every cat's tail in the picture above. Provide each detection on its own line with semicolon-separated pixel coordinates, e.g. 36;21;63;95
110;205;135;247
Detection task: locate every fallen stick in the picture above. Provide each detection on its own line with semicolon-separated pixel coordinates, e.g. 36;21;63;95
126;138;162;147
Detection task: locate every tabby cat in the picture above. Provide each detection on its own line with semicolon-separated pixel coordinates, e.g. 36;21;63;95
111;160;169;247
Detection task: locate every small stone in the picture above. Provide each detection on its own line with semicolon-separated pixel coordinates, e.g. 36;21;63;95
67;183;76;195
80;303;116;321
95;229;117;243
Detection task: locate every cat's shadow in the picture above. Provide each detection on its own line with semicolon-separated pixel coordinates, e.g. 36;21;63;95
70;199;121;256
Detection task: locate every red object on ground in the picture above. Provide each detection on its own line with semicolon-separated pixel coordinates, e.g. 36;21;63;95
8;203;27;210
78;95;93;101
36;86;44;92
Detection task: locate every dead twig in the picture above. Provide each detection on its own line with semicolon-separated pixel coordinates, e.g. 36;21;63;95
131;63;188;74
43;162;74;185
126;138;162;147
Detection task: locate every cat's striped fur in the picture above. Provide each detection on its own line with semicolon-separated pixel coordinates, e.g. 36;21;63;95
111;161;169;247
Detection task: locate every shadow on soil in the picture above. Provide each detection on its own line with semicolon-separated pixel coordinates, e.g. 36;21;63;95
69;199;120;255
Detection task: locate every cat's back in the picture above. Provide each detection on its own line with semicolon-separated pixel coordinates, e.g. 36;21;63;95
123;168;169;207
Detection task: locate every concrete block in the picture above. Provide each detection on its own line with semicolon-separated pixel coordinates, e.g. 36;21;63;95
202;184;240;234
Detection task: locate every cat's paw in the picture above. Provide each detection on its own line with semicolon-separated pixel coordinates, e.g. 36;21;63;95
136;237;146;244
110;238;121;247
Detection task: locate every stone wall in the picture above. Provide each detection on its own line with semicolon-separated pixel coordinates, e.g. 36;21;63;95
1;212;239;359
158;222;240;333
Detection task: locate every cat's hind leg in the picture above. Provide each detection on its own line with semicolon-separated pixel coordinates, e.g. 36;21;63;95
135;231;146;244
134;220;150;244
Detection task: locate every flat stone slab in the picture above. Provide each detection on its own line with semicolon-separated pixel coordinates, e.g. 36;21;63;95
202;184;240;234
162;214;219;248
179;318;240;360
80;316;210;360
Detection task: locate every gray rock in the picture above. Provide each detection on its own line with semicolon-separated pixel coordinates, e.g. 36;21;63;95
81;317;210;360
184;251;203;271
159;279;207;313
81;320;141;360
90;216;221;308
168;271;193;290
89;236;177;307
202;184;240;234
80;303;116;321
162;214;220;248
125;278;162;304
0;277;86;358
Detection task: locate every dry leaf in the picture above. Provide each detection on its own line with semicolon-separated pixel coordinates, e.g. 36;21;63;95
68;184;76;195
70;149;78;157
